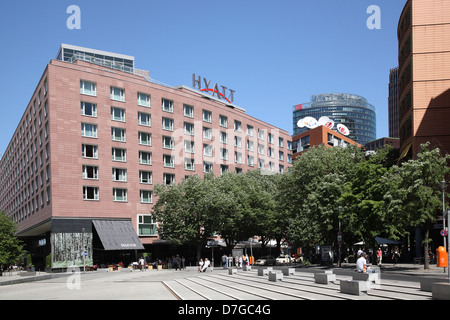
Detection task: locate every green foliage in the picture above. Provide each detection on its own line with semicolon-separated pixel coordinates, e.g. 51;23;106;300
0;211;25;267
151;142;449;267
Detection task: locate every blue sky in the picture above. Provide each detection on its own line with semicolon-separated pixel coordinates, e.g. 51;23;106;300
0;0;406;152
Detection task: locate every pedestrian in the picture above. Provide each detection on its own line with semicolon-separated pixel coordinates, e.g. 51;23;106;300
201;258;211;272
356;252;368;273
377;247;383;266
139;257;145;271
222;254;227;268
239;255;243;268
173;255;181;270
198;258;203;272
392;246;399;266
181;256;186;269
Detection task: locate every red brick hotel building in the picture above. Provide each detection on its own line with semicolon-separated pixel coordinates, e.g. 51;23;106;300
0;44;292;268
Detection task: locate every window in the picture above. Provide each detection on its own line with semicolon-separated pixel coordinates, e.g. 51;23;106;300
82;165;98;180
163;154;175;168
204;162;213;173
163;173;175;185
278;137;284;148
220;132;228;144
185;158;195;171
138;215;157;236
113;188;127;202
111;86;125;102
203;144;213;157
162;98;173;112
82;144;98;159
268;147;274;158
258;144;264;155
139;151;152;165
81;102;97;117
268;133;274;144
220;165;229;175
184;122;194;136
139;170;153;184
220;148;228;160
247;140;254;152
83;186;99;200
258;129;265;140
112;168;127;182
138;112;151;127
139;132;152;146
111;127;126;142
247;125;254;137
140;190;153;203
219;115;228;127
203;110;212;123
235;151;243;164
248;155;254;167
234;136;242;148
259;158;265;169
138;93;151;107
81;123;97;138
162;117;174;131
183;104;194;118
234;120;242;132
279;151;284;161
163;136;174;149
112;147;126;162
203;127;212;140
184;140;195;153
80;80;96;96
111;107;126;122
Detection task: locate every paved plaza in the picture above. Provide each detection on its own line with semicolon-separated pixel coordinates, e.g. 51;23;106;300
0;263;448;301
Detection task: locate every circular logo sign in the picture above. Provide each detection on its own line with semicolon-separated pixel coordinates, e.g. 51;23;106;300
337;124;350;136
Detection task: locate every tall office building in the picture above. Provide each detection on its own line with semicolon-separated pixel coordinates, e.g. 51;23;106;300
0;44;292;269
389;67;400;138
398;0;450;159
293;93;377;146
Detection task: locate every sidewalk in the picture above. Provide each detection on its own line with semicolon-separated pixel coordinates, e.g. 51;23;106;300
0;263;448;286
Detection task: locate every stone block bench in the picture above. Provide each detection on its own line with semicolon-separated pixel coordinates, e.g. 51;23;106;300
268;272;283;282
228;268;237;275
353;272;380;285
314;272;336;284
258;267;273;276
243;265;252;271
432;282;450;300
340;280;368;296
420;277;445;292
282;268;295;276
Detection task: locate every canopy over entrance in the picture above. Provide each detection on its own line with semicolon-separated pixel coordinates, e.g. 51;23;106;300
92;219;144;251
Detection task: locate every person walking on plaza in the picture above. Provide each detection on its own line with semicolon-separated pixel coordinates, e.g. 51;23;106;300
392;246;400;266
198;258;203;272
377;248;383;266
139;257;145;271
222;254;227;268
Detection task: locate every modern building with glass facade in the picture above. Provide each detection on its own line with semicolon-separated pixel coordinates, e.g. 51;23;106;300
293;93;377;146
0;44;292;270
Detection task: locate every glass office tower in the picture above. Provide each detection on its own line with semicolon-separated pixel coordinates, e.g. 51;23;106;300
293;93;376;146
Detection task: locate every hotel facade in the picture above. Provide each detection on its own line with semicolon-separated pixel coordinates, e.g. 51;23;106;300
0;44;292;269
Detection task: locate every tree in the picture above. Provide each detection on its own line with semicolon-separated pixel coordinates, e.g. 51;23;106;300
340;145;402;249
0;211;24;270
384;143;450;268
280;144;365;250
152;174;219;260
